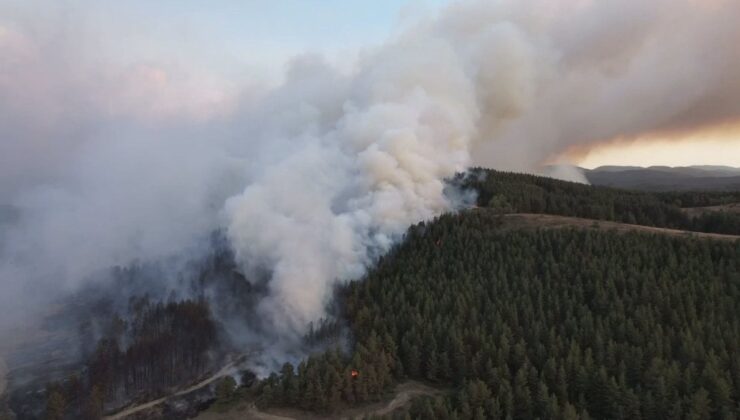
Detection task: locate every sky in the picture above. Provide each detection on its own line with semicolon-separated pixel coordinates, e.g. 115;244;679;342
82;0;740;170
577;137;740;169
0;0;445;199
0;0;738;197
92;0;740;169
44;0;449;83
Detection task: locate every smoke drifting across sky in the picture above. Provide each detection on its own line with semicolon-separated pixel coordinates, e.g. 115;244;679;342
1;0;739;349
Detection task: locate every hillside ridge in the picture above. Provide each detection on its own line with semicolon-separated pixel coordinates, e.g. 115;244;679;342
486;212;740;241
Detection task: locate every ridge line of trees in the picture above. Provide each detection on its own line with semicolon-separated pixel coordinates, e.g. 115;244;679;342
254;210;740;419
461;169;740;235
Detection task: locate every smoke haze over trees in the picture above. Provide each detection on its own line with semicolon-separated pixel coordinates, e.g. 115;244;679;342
12;166;740;419
2;0;740;379
252;209;740;419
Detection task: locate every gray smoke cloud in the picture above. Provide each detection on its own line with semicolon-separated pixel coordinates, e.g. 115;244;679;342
1;0;740;358
459;0;740;169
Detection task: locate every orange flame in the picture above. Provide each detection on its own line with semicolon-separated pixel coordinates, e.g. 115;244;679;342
351;370;359;378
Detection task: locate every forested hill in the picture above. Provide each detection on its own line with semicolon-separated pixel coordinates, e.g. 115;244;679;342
461;169;740;235
27;170;740;419
243;172;740;419
583;166;740;192
251;211;740;419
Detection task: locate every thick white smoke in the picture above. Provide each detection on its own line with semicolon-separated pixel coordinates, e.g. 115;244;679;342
225;46;477;336
224;0;740;338
2;0;740;354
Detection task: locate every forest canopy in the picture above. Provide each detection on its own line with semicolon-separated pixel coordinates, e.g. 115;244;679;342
253;209;740;419
27;170;740;420
461;169;740;235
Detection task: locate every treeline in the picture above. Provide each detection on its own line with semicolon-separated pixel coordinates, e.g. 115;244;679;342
25;240;257;420
256;211;740;419
462;169;740;235
43;299;218;420
256;342;397;413
655;191;740;208
689;211;740;236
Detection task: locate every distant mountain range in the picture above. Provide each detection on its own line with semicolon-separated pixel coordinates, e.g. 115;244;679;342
583;165;740;191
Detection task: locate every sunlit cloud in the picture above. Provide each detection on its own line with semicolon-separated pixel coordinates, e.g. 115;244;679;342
568;124;740;168
570;133;740;168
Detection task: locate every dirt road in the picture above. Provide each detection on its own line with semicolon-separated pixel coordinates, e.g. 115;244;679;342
196;381;443;420
354;381;442;418
496;213;740;241
197;404;294;420
104;360;240;420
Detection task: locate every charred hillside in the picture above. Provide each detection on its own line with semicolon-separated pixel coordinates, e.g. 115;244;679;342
5;237;261;420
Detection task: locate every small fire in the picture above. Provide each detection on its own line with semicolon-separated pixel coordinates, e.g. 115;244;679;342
351;370;359;378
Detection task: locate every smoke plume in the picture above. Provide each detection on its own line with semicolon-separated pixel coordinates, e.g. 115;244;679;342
1;0;740;356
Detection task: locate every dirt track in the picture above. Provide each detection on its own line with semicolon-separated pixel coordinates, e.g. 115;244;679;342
104;360;240;420
681;203;740;217
496;213;740;241
196;381;443;420
359;381;442;418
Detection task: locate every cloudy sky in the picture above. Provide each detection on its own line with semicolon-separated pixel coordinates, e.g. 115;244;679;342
1;0;739;204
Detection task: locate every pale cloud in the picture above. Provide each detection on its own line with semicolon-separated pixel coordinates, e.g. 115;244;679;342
467;0;740;172
0;11;236;200
576;136;740;169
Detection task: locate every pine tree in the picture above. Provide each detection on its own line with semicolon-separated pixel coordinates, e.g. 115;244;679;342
687;388;711;420
45;390;66;420
215;376;237;404
84;385;104;420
